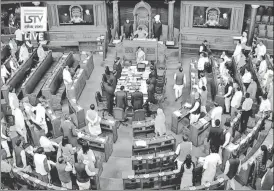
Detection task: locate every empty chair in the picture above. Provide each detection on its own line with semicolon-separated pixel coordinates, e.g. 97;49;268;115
258;29;267;38
156;78;165;88
256;15;262;23
270;16;274;24
262;15;270;24
267;25;273;31
258;24;266;30
113;107;128;127
95;91;107;114
125;106;134;118
132;109;146;121
155;86;164;94
267;30;274;39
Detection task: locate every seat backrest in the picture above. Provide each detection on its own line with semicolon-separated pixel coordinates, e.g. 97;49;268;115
258;24;266;30
132;109;146;121
95;91;102;106
270;16;274;24
267;25;273;31
113;107;125;121
258;29;266;38
262;15;270;24
267;30;274;39
256;15;262;23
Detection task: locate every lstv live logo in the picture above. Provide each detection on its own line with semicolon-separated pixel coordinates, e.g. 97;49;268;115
24;32;44;41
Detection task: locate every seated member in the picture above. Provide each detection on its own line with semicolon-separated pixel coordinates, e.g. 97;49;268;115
131;88;144;110
188;92;201;124
133;27;148;39
146;79;156;104
136;46;146;64
115;86;127;111
85;104;102;136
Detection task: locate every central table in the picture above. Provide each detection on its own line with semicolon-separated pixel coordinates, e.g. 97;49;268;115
115;65;151;103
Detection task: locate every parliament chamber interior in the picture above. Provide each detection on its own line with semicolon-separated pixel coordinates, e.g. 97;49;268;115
0;0;273;190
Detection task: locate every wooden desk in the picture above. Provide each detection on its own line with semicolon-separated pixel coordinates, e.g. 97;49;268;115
67;68;86;100
76;129;113;162
80;53;94;80
100;118;119;143
132;118;155;138
131;152;176;175
12;167;100;190
1;50;38;102
68;99;86;128
132;135;176;156
190;111;211;147
171;107;190;134
115;40;167;63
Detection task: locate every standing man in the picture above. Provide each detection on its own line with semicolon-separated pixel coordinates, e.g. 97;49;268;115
174;67;186;101
115;86;127;111
197;53;208;78
199;86;208;114
131;88;144;110
63;65;73;98
175;135;192;171
32;103;48;135
255;40;266;59
230;87;243;119
146;79;156;104
211;102;223;127
224;152;241;190
199;40;211;55
207;119;223;153
102;74;115;115
247;77;257;100
233;40;242;64
153;15;162;41
13;139;30;172
14;25;24;46
224;80;233;114
123;18;133;39
60;115;78;148
74;155;95;190
56;156;75;189
188;92;201;124
240;93;253;134
1;118;12;158
33;147;51;183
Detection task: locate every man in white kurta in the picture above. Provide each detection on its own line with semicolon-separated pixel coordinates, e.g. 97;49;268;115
233;40;242;64
37;43;47;62
256;41;266;59
136;47;146;64
86;105;102;136
32;103;48;134
11;107;28;143
201;151;222;185
63;66;73;97
19;43;29;64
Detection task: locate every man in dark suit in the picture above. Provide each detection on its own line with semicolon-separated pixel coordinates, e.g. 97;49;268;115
207;119;224;153
153;15;162;41
131;88;144;110
103;75;115;115
123;18;133;39
149;70;157;87
115;86;127;111
108;70;117;89
113;58;122;79
147;79;156;104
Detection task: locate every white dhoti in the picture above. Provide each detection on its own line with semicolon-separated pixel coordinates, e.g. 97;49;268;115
1;140;11;157
190;113;200;124
174;84;184;98
88;123;102;136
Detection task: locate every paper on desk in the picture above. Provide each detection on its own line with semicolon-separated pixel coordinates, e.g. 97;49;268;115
108;119;115;124
135;140;147;147
142;61;149;65
173;110;181;117
78;132;84;138
184;102;192;108
199;118;208;125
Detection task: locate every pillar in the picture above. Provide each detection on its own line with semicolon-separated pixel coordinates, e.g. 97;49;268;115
247;5;259;46
168;0;175;41
112;0;119;39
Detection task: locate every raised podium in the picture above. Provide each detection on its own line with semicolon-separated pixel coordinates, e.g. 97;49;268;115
171;107;190;135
